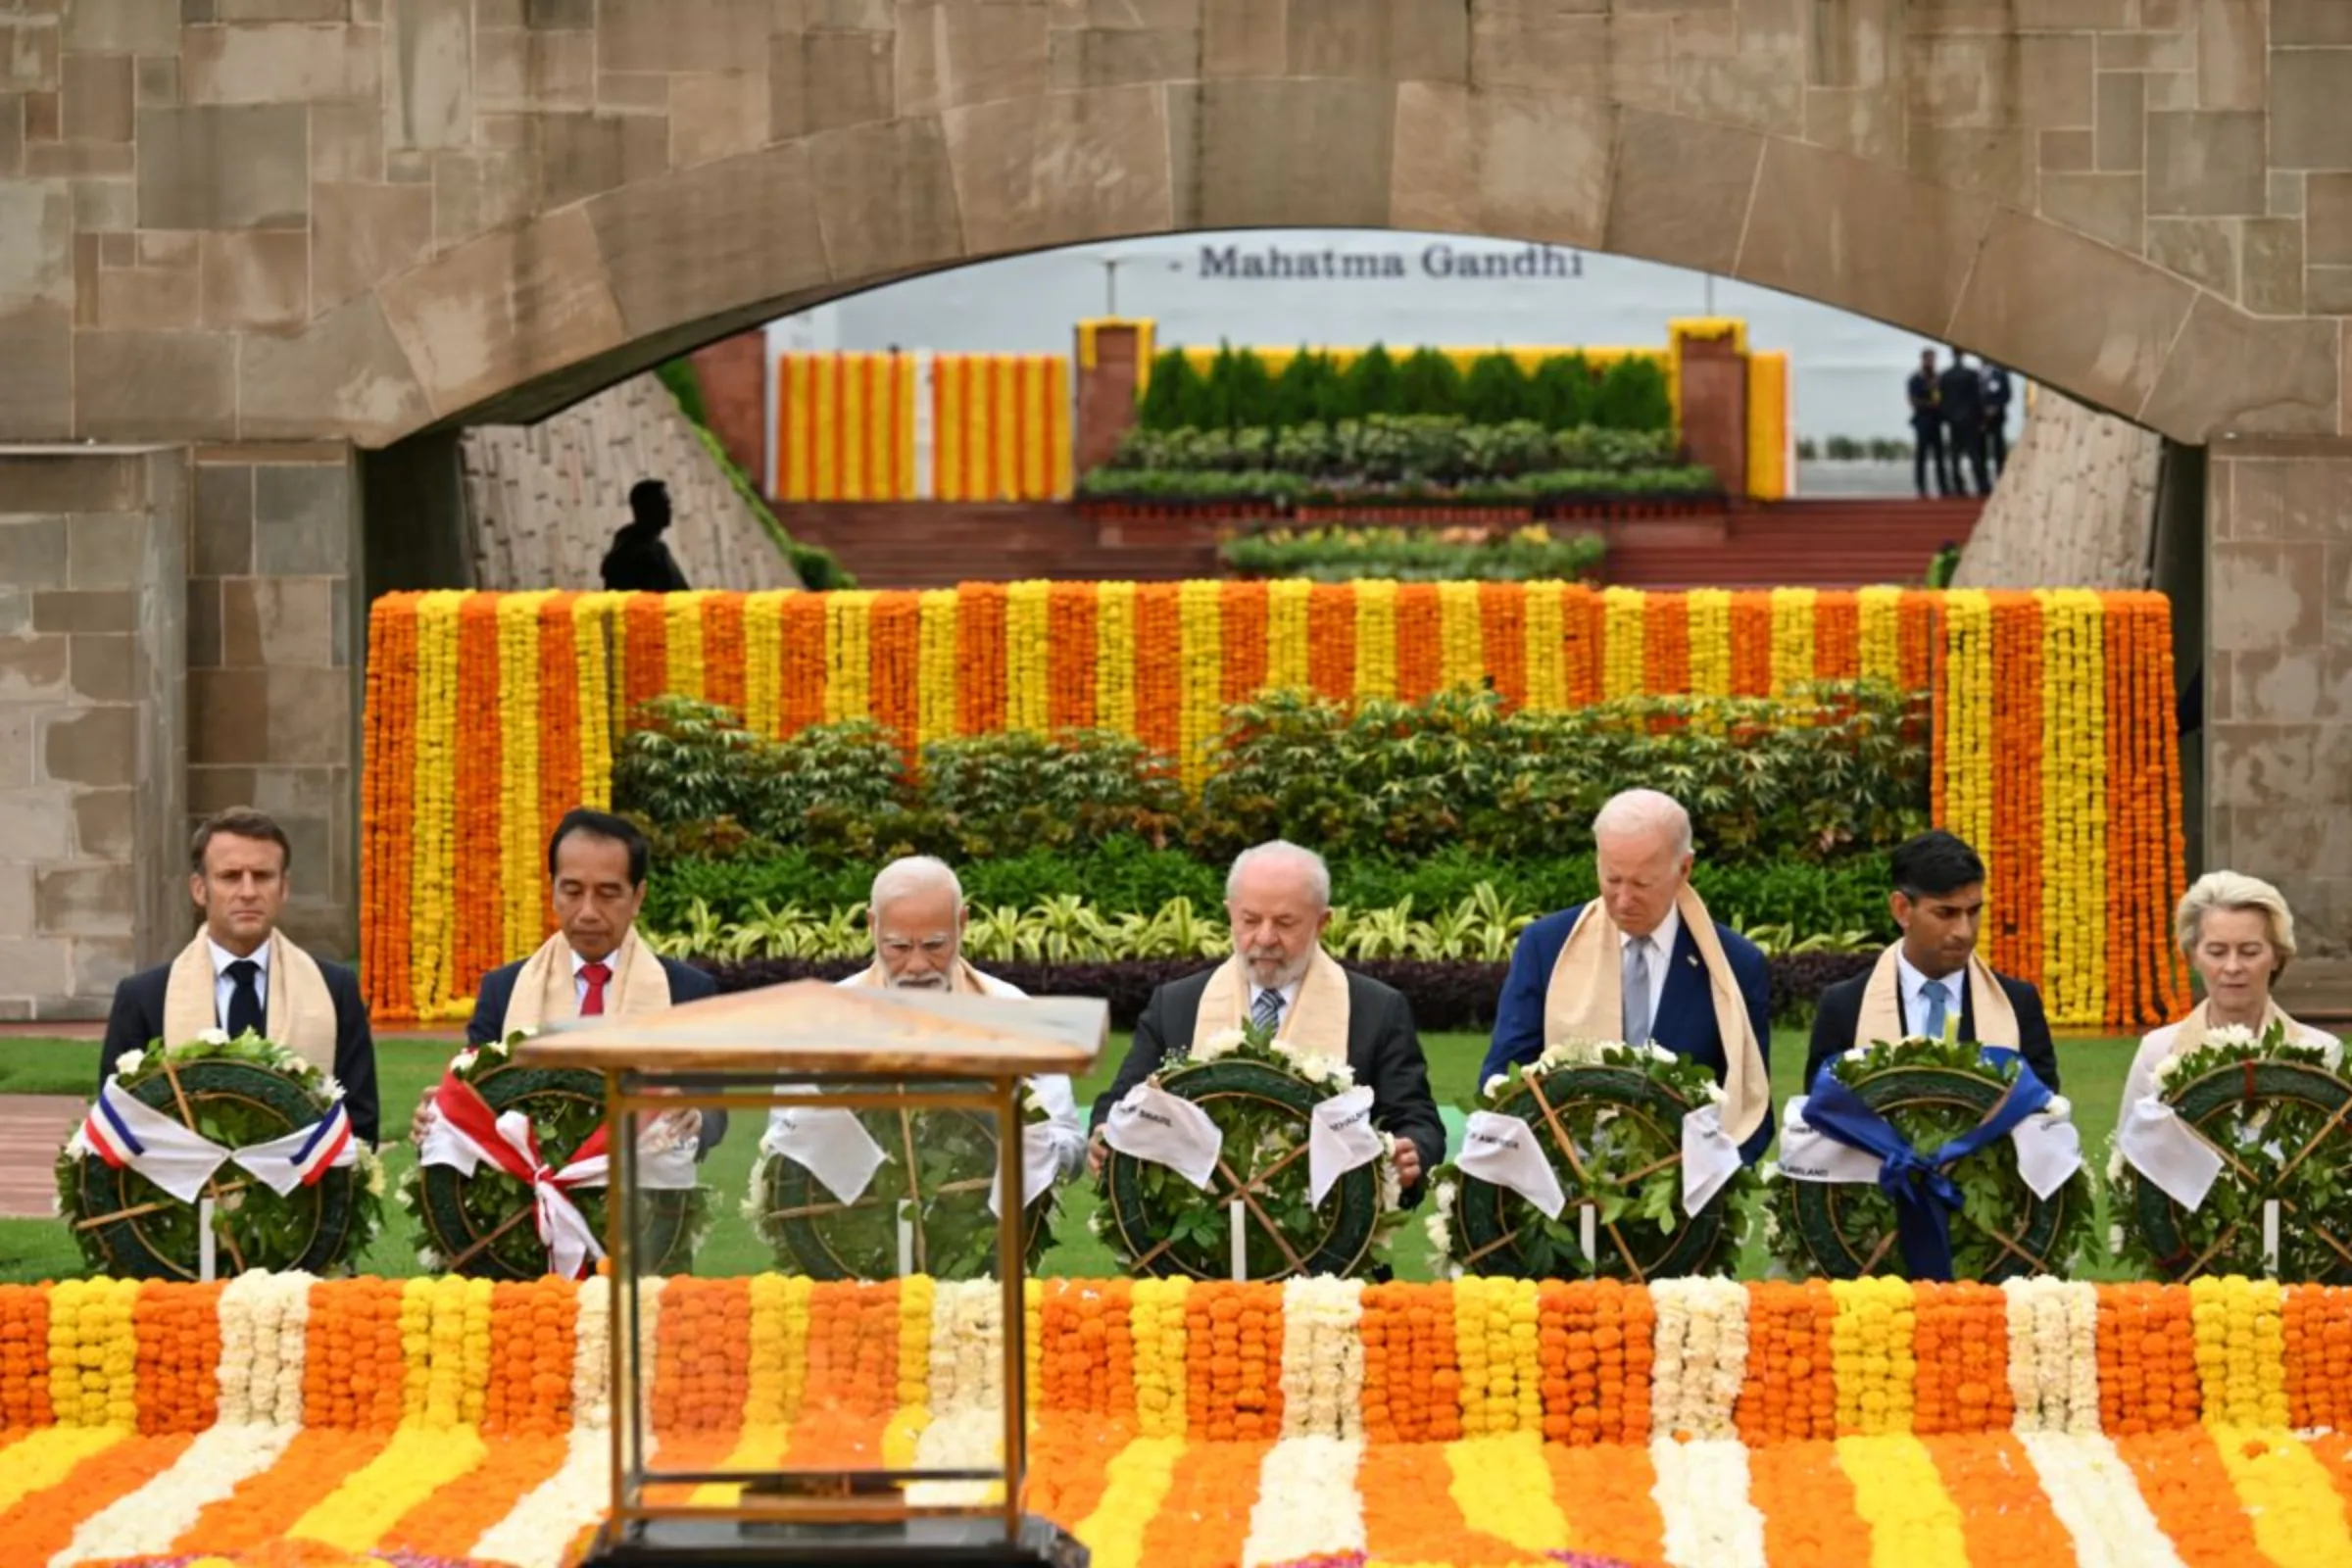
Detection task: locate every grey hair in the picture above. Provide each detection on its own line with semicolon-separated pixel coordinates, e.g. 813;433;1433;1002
1225;840;1332;910
1592;788;1694;859
870;855;963;916
2176;870;2297;973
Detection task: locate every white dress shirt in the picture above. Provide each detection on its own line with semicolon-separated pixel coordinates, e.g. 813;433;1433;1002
1894;949;1963;1039
1618;902;1680;1032
210;936;270;1029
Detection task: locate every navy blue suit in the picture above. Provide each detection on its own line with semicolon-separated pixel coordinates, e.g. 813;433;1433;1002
1483;904;1775;1163
466;955;727;1158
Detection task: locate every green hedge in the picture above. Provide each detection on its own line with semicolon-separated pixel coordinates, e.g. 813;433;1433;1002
1137;345;1673;432
1219;525;1607;583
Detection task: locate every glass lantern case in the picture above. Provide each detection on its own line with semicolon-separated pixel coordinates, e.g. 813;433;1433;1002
514;978;1106;1567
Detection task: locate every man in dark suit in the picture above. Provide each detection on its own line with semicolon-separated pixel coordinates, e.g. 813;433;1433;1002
1938;350;1990;497
413;808;724;1157
1981;362;2014;475
1908;347;1950;498
101;808;379;1143
600;479;691;593
1086;841;1446;1202
1483;789;1774;1163
1803;829;2060;1094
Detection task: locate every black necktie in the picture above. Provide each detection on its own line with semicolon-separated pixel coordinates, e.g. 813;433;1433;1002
225;959;265;1040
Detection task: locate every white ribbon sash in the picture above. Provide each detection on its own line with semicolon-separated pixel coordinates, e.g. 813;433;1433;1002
1680;1104;1744;1215
1102;1083;1223;1190
73;1079;356;1204
987;1122;1067;1218
1457;1110;1567;1220
759;1105;890;1206
1307;1085;1386;1205
2117;1096;2225;1211
1777;1094;2083;1200
419;1107;697;1281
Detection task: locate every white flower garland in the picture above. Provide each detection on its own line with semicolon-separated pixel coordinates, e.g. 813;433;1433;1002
468;1427;610;1568
1238;1436;1367;1568
1646;1276;1748;1440
927;1280;1004;1419
1649;1434;1769;1568
2017;1432;2190;1568
570;1276;612;1430
215;1271;312;1428
49;1423;297;1566
1278;1277;1364;1441
1194;1026;1358;1090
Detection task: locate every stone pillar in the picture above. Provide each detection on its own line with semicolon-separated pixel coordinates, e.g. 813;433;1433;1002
1075;322;1145;477
688;331;771;492
0;447;187;1019
2204;436;2352;957
188;444;363;962
1676;334;1748;500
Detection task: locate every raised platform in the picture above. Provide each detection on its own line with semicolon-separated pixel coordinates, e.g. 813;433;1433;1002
772;498;1984;591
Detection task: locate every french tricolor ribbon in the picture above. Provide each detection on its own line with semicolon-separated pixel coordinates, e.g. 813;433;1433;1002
418;1070;695;1280
70;1079;359;1204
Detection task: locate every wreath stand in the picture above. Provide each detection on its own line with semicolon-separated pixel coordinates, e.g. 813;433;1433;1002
515;979;1104;1568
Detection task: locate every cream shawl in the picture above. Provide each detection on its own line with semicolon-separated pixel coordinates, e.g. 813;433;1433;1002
499;927;671;1036
1190;948;1352;1061
1851;943;2020;1050
1542;885;1769;1143
161;929;339;1070
838;956;1006;996
2163;997;2308;1060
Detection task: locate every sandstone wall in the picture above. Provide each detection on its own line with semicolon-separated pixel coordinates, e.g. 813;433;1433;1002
460;373;798;593
1952;390;2165;590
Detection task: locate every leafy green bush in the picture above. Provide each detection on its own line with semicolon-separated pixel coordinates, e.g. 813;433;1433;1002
641;843;1902;953
1199;685;1928;867
1077;467;1718;505
612;699;906;846
1220;524;1606;583
1133;345;1673;431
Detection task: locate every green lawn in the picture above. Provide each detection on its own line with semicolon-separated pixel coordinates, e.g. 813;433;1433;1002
0;1030;2139;1285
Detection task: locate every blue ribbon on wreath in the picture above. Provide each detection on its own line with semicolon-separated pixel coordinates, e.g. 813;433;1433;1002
1801;1057;2054;1281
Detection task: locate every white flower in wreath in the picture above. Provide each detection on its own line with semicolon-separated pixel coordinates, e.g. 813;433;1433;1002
2152;1054;2182;1087
1759;1160;1780;1184
321;1076;346;1102
1197;1028;1248;1062
1424;1211;1451;1258
451;1050;480;1076
1434;1178;1456;1217
2042;1095;2072;1122
195;1028;230;1047
2205;1023;2260;1051
1638;1043;1677;1066
1702;1080;1727;1104
1842;1045;1871;1062
363;1152;387;1198
1482;1073;1508;1101
416;1247;443;1273
2108;1224;2125;1256
2105;1145;2126;1185
111;1049;145;1079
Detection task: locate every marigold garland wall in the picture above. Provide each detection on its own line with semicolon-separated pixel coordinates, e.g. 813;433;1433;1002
359;585;2190;1028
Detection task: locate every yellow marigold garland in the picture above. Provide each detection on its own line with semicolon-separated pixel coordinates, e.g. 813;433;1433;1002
823;590;875;722
1859;585;1904;687
1768;586;1817;697
1439;580;1484;692
1095;581;1138;740
1830;1277;1918;1436
916;588;959;750
496;593;545;964
1522;580;1565;710
1005;579;1053;735
1354;578;1398;699
2039;589;2108;1027
1177;579;1224;788
45;1277;136;1429
1686;588;1734;699
1266;578;1312;693
2191;1277;2289;1430
409;591;464;1022
571;593;617;809
664;590;709;703
1130;1277;1188;1438
1940;590;1996;858
1600;586;1645;700
742;589;787;737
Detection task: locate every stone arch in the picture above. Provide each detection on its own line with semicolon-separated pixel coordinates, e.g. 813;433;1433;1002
212;76;2340;452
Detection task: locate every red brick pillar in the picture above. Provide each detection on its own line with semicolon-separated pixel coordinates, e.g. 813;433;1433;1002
1676;333;1749;500
1074;322;1144;476
689;330;769;490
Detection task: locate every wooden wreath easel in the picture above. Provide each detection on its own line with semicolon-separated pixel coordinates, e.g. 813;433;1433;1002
515;978;1104;1568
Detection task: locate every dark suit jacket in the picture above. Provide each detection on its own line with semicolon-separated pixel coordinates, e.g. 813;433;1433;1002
1803;962;2060;1097
101;955;381;1146
1482;904;1775;1163
466;955;727;1157
1088;963;1447;1205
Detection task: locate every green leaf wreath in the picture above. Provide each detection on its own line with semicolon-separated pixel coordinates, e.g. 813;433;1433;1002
1765;1035;2095;1282
399;1030;712;1279
748;1084;1060;1281
57;1029;385;1280
2111;1020;2352;1283
1430;1038;1762;1282
1096;1022;1403;1281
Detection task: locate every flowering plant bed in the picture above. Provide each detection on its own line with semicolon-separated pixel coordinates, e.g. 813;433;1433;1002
57;1032;385;1281
7;1275;2352;1568
1098;1027;1402;1281
1432;1039;1760;1282
2115;1020;2352;1283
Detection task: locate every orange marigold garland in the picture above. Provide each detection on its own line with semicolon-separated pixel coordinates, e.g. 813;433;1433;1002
1133;584;1183;760
1643;591;1692;698
620;593;669;729
703;592;747;717
956;582;1008;737
779;593;828;733
1050;583;1100;730
134;1278;221;1435
1480;581;1527;708
1220;581;1268;708
869;592;922;769
1395;583;1442;701
1306;584;1355;701
1814;589;1861;681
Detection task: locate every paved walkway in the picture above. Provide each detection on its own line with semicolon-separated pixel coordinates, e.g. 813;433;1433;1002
0;1094;82;1218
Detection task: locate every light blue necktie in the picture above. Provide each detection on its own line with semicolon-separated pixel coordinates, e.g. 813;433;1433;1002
1921;978;1951;1041
1251;988;1284;1032
1622;937;1653;1046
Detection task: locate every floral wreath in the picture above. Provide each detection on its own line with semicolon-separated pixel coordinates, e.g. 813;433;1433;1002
57;1029;386;1280
1096;1023;1403;1282
1430;1038;1761;1282
746;1084;1060;1281
400;1030;711;1279
2111;1020;2352;1283
1765;1035;2093;1282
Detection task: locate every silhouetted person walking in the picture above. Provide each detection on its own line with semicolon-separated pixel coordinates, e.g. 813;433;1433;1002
1982;362;2013;476
601;479;691;593
1908;348;1950;499
1938;351;1990;498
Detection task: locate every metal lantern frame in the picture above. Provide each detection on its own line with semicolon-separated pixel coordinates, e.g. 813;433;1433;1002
514;979;1105;1567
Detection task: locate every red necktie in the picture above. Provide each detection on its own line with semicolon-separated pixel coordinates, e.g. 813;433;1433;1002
580;961;612;1016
